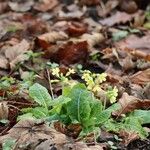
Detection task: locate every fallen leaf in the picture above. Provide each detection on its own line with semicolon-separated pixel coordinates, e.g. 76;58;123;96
58;8;84;19
99;11;137;26
115;34;150;55
0;102;9;120
8;1;34;12
66;21;87;37
4;39;30;69
56;41;88;65
34;0;59;12
0;2;8;14
119;0;138;14
80;0;100;6
119;130;139;146
64;142;103;150
0;55;8;69
0;120;68;150
114;93;150;115
98;0;119;17
37;31;68;44
80;32;105;48
129;69;150;85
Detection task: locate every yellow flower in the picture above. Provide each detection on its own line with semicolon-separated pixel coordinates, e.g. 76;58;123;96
66;68;75;77
51;68;60;77
92;85;101;93
95;73;107;84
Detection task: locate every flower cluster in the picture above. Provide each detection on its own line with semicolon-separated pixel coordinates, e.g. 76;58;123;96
51;67;75;84
82;70;107;92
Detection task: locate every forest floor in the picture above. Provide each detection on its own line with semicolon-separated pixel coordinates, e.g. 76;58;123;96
0;0;150;149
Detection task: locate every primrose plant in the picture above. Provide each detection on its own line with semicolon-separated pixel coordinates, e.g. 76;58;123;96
18;82;120;136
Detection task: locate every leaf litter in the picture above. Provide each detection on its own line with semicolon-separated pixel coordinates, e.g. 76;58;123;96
0;0;150;149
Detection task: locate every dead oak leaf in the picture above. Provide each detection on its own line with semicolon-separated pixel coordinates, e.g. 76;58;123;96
129;68;150;85
114;93;150;116
4;39;30;69
99;11;137;26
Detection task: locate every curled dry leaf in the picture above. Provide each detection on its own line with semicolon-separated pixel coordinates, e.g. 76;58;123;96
129;69;150;85
114;93;150;116
80;32;105;48
99;11;136;26
34;0;59;12
66;21;88;37
4;39;30;69
37;31;68;44
0;102;9;120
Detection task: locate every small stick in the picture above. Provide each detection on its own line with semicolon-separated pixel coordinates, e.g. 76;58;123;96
46;69;54;100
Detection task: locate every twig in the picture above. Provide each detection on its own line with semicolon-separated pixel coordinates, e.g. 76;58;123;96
46;69;54;100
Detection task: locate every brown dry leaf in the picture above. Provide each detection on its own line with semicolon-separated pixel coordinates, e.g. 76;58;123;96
98;0;119;17
119;0;138;14
80;0;100;6
4;39;30;69
0;2;8;14
34;0;59;12
119;55;135;71
119;130;139;146
0;120;68;150
0;55;8;69
114;93;150;115
37;31;68;44
129;69;150;85
99;11;136;26
115;34;150;56
0;102;9;120
64;142;103;150
80;32;105;48
66;21;87;37
56;41;88;65
58;5;85;19
8;1;34;12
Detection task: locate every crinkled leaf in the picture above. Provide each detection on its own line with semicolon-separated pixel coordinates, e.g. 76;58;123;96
130;110;150;124
29;83;52;108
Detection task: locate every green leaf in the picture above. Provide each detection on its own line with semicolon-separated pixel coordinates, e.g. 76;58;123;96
124;116;148;139
29;83;52;108
63;83;92;124
17;113;36;121
130;110;150;124
112;30;128;41
49;96;71;114
2;138;16;150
